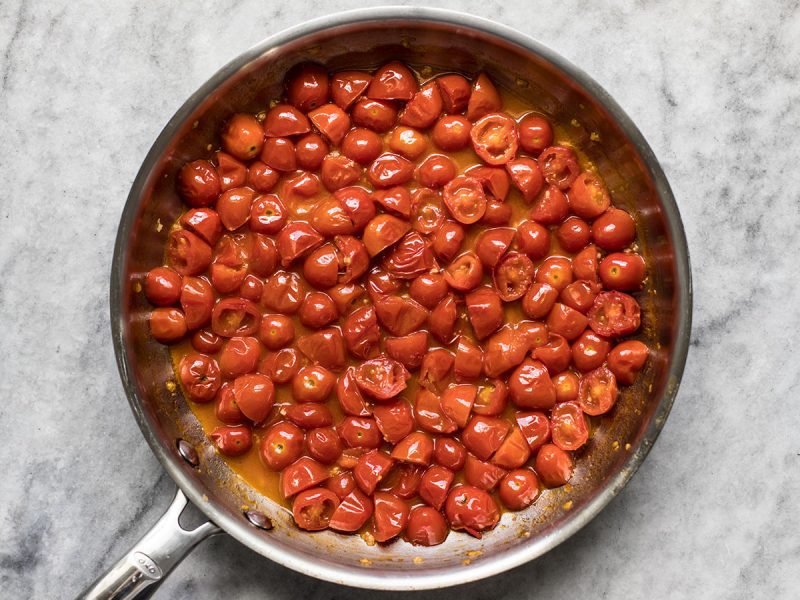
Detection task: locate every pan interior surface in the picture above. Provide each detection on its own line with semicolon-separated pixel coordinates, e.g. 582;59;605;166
112;9;690;590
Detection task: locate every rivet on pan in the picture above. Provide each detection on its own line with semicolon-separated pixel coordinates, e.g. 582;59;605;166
244;510;274;531
176;439;199;467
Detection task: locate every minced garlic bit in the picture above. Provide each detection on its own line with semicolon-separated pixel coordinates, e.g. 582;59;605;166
155;218;163;232
563;500;574;510
206;144;213;151
590;131;601;142
462;559;472;566
361;531;376;546
165;380;176;393
570;118;580;128
269;99;279;108
625;443;632;451
412;556;424;564
359;558;373;566
466;550;482;558
192;120;199;129
611;440;620;451
255;111;266;122
133;281;142;293
564;484;573;493
515;77;529;88
419;65;432;77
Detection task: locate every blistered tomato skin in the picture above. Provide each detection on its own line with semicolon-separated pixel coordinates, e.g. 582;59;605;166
155;64;649;542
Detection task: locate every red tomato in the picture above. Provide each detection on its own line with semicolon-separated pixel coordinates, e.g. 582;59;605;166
258;313;294;350
454;336;484;381
440;384;477;427
329;489;373;532
362;214;410;257
473;380;508;416
405;506;449;546
328;282;365;314
342;305;381;359
192;329;223;354
336;368;371;417
178;353;221;402
250;234;279;277
419;465;454;510
292;487;338;531
295;133;328;171
557;216;591;252
444;251;484;291
516;411;550;452
417;154;457;188
434;437;467;471
607;340;649;385
539;146;580;190
569;171;611;219
239;274;263;303
292;365;336;403
326;471;357;500
592;207;636;250
389;126;428;159
301;243;338;289
341;127;383;165
443;176;487;224
367;61;418;101
258;348;301;385
475;227;515;268
470;113;518;165
436;73;471;113
260;421;305;470
211;297;260;338
517;320;549;351
351;98;398;132
210;425;252;457
144;266;182;306
432;115;471;151
167;230;212;276
331;70;372;110
353;450;394;494
561;279;601;314
180;208;223;246
535;444;573;487
177;160;221;207
464;453;507;491
551;401;589;451
249;194;286;234
400;81;443;128
528;185;568;225
494;252;534;301
295;327;346;370
546;302;589;341
260;137;297;172
287;405;334;431
462;416;510;460
553;371;580;403
232;373;275;423
513;222;549;262
409;272;448;308
380;463;424;499
321;154;361;191
466;73;501;121
518;114;553;155
534;256;573;293
210;236;248;294
483;325;528;378
578;366;618;415
428;294;458;345
414;388;456;434
571;330;611;372
383;231;434;279
498;469;540;510
385;331;428;369
444;485;500;538
334;235;369;283
297;291;338;329
424;224;458;266
467;165;511;202
391;432;435;465
246;161;280;193
280;456;329;498
215;151;247;192
506;157;543;201
492;427;531;469
286;63;329;111
366;267;402;303
588;291;642;337
221;113;263;160
533;333;572;373
508;359;557;409
263;104;311;137
276;222;324;266
372;492;410;542
367;153;414;188
599;252;646;290
353;357;410;401
373;400;415;444
337;416;382;449
214;384;243;424
308;103;351;146
418;350;455;394
465;286;504;340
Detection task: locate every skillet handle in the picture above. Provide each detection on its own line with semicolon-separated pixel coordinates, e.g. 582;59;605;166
77;488;220;600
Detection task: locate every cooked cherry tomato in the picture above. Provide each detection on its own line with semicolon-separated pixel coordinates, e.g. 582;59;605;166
607;340;649;385
385;331;428;369
417;154;456;188
362;214;410;256
321;154;361;191
353;450;394;494
210;425;252;457
454;336;484;381
211;297;260;337
432;115;471;151
588;291;641;337
144;266;182;306
498;469;540;510
258;314;294;350
508;359;557;409
482;325;528;378
326;471;357;500
533;333;572;373
372;492;410;542
405;506;449;546
232;373;275;423
292;365;336;403
535;444;574;487
494;252;534;301
308;103;351;146
440;384;477;428
215;151;247;192
462;415;510;461
599;252;646;290
247;161;280;193
338;416;382;449
444;484;500;538
249;194;286;234
295;133;329;171
539;146;580;190
239;274;263;303
436;73;471;114
561;279;601;314
354;357;410;401
553;371;580;403
380;462;423;499
506;157;543;202
331;70;371;110
250;234;279;277
432;220;465;262
400;81;443;128
259;348;301;385
551;401;589;451
180;207;223;246
367;61;418;101
517;320;549;351
281;456;330;498
529;184;568;225
191;328;223;354
260;137;297;172
367;153;414;188
414;388;456;433
443;176;487;224
261;421;305;470
292;487;338;531
569;171;611;219
177;160;221;207
546;302;589;341
298;291;338;329
471;112;518;165
475;227;515;268
342;305;381;359
591;207;635;250
336;368;371;417
261;271;305;314
263;104;311;137
388;125;427;159
466;73;501;121
516;411;550;452
210;235;248;293
286;405;334;430
428;294;458;344
219;337;262;377
409;273;448;308
276;222;324;266
391;431;435;465
373;399;415;444
286;63;329;111
221;113;264;160
492;427;531;469
514;221;550;261
518;114;553;155
444;251;484;291
329;489;373;532
341;127;382;165
383;231;434;279
578;366;618;415
167;230;212;276
328;282;365;314
571;329;611;372
178;353;221;402
296;328;346;371
555;217;590;253
466;286;504;340
481;200;512;226
419;465;454;510
473;380;508;416
434;437;467;471
351;98;398;132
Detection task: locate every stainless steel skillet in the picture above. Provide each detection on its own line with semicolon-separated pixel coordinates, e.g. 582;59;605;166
81;7;691;598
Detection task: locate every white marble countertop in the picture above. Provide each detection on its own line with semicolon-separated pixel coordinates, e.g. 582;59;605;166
1;0;798;598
